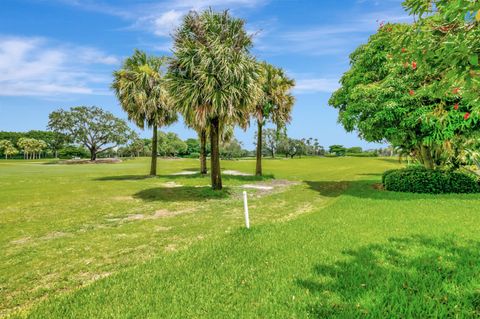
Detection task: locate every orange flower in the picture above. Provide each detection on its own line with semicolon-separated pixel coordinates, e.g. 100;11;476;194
409;89;415;96
454;103;459;110
412;61;417;70
464;112;470;120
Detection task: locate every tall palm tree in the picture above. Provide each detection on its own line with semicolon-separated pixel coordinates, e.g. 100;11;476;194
168;9;260;190
254;62;295;176
112;50;177;176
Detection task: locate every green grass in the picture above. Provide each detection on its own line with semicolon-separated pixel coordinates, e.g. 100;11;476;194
1;157;480;318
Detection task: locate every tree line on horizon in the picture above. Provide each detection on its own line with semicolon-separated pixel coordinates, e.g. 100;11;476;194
0;128;388;160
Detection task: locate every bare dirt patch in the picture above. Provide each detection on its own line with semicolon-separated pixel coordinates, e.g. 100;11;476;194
171;171;198;176
223;170;253;176
59;158;122;165
153;209;180;218
241;179;299;196
162;181;182;188
112;196;135;201
41;231;71;240
108;208;187;224
10;237;31;245
155;226;172;232
165;244;177;252
372;183;385;191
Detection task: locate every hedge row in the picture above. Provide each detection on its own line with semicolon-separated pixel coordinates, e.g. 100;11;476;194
382;166;480;194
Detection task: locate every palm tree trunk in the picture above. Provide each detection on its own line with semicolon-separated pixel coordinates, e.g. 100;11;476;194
200;129;207;175
210;117;222;190
256;119;263;176
150;124;158;176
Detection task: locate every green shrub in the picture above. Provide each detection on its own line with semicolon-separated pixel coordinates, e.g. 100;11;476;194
383;167;480;194
184;152;200;159
346;152;378;157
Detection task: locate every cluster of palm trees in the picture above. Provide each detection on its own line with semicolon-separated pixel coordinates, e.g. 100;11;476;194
17;138;47;159
112;9;295;190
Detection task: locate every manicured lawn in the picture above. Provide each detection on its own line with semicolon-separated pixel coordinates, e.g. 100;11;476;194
2;157;480;318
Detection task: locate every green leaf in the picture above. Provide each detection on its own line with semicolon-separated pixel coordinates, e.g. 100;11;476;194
469;54;479;66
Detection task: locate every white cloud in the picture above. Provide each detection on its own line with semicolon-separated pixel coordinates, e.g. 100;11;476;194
153;10;184;36
56;0;269;38
294;78;340;94
0;36;118;97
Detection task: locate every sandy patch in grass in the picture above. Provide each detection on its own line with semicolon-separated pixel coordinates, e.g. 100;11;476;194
155;226;172;232
171;171;198;176
242;184;274;190
165;244;177;252
112;195;135;201
223;170;253;176
153;209;180;218
41;231;71;240
162;181;182;188
108;208;188;224
10;237;31;245
241;179;299;195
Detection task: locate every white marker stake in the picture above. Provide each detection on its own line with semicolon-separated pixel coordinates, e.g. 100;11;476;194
243;191;250;229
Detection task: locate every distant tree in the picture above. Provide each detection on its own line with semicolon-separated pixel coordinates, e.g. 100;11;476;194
0;132;24;145
0;140;18;159
329;145;347;156
185;138;200;156
112;50;177;175
168;9;260;190
17;138;47;159
347;147;362;153
25;130;66;158
313;139;325;156
129;138;145;157
158;132;188;157
48;106;133;161
262;128;285;158
220;138;247;160
58;145;89;159
254;62;295;176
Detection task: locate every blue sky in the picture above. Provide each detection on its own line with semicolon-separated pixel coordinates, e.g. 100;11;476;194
0;0;409;150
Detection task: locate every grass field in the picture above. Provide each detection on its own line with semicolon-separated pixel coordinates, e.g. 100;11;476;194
1;157;480;318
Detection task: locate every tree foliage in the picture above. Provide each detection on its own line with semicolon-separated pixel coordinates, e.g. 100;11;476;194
168;9;260;189
329;7;480;169
0;140;18;159
48;106;133;161
112;50;177;175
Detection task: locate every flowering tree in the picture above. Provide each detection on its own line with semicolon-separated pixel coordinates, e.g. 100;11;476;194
329;1;480;169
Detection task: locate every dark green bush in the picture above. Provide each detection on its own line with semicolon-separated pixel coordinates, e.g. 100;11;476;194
346;152;378;157
183;152;200;159
383;167;480;194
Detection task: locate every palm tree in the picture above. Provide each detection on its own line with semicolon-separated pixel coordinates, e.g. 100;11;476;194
112;50;177;176
168;9;260;190
254;62;295;176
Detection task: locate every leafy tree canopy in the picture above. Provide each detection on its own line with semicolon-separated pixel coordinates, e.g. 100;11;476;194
48;106;134;160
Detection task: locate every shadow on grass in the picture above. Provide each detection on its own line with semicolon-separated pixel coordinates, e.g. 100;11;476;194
297;235;480;317
133;186;230;202
304;181;350;197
